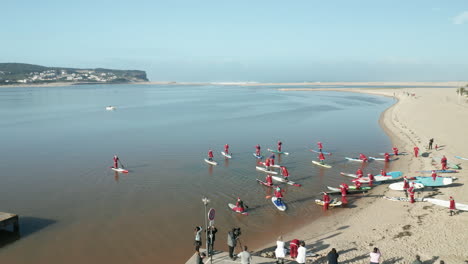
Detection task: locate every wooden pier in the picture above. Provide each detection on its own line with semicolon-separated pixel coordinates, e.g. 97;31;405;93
0;212;19;233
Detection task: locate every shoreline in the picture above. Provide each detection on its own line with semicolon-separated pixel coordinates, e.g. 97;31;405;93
254;88;468;263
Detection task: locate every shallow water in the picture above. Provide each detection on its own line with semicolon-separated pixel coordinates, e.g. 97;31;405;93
0;84;394;263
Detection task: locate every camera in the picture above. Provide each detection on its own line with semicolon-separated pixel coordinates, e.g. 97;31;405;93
233;227;241;237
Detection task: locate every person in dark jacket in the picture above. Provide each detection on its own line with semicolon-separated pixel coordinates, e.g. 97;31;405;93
327;248;339;264
227;228;238;260
206;225;218;256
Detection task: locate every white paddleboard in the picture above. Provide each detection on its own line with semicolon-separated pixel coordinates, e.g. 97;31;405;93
111;167;128;173
345;157;365;162
228;203;249;215
389;182;424;191
425;198;468;211
204;159;218;165
271;197;287;211
255;166;278;175
312;160;332;168
221;151;232;159
315;199;342;207
383;196;425;202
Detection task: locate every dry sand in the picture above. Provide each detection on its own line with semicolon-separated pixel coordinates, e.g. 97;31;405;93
256;88;468;263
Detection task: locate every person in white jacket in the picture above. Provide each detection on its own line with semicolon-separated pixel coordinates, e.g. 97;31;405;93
274;236;286;264
296;241;306;264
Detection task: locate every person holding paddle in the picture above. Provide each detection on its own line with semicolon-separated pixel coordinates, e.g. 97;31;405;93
318;152;326;165
113;155;120;169
277;141;282;152
234;197;248;213
224;144;230;155
274;186;285;202
255;144;261;156
208;149;214;161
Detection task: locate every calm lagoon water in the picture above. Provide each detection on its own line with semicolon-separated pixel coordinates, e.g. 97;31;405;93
0;84;394;263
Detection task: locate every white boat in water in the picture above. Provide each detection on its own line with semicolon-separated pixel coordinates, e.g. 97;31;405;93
106;106;116;111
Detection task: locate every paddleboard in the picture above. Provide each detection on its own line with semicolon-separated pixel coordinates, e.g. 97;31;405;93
413;177;453;187
221;151;232;159
309;149;332;155
345;157;366;162
315;199;342;207
105;106;116;111
326;186;370;193
425;198;468;211
256;179;274;187
340;172;358;178
111;167;129;173
253;153;263;159
272;197;287;211
204;159;218;165
271;176;301;187
383;196;426;202
455;155;468;161
369;156;396;161
228;203;249;215
255;166;278;175
432;156;461;169
352;172;402;183
312;160;332;168
416;170;458;173
267;148;289;155
257;162;281;168
379;152;408;156
388;182;425;191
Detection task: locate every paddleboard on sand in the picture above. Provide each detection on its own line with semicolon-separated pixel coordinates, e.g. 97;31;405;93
389;182;425;191
255;166;278;175
432;156;461;169
204;159;218;165
267;148;289;155
326;186;370;193
310;149;332;155
111;167;129;173
383;196;425;202
221;151;232;159
272;197;287;211
271;176;301;187
455;155;468;161
228;203;249;215
379;152;408;156
416;170;458;173
315;199;342;207
253;153;263;159
425;198;468;211
312;160;332;168
256;179;274;187
413;177;453;187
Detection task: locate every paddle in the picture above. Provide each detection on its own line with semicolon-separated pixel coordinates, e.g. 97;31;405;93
119;159;126;169
265;195;272;199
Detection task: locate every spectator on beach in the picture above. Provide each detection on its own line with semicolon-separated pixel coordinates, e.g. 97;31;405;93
296;241;306;264
429;138;434;149
449;196;457;216
237;246;252;264
370;247;381;264
194;226;202;252
289;239;300;259
327;248;339;264
206;225;217;256
227;228;238;260
195;250;206;264
412;255;423;264
274;236;286;264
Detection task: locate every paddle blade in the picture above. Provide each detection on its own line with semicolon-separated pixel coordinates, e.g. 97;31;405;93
265;195;272;199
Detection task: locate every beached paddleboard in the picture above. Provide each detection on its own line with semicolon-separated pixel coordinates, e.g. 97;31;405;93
369;156;397;162
425;198;468;211
455;156;468;161
221;151;232;159
315;199;342;207
267;148;289;155
272;197;287;211
111;167;129;173
413;177;453;187
352;171;402;183
228;203;249;215
388;182;425;191
256;179;274;187
340;172;358;178
416;170;458;173
326;186;370;193
383;196;426;202
253;153;263;159
255;166;278;175
271;176;301;187
311;160;332;168
379;152;408;156
309;149;332;155
204;159;218;165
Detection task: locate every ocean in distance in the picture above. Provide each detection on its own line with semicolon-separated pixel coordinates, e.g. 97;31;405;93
0;84;394;263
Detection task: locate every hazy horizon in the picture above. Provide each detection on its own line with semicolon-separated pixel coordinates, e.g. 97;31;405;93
1;0;467;82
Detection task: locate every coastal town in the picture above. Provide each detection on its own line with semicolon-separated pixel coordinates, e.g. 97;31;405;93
0;69;119;84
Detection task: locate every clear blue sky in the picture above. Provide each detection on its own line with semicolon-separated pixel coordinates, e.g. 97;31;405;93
1;0;467;82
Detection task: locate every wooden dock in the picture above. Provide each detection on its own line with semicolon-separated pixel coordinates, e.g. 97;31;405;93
0;212;19;233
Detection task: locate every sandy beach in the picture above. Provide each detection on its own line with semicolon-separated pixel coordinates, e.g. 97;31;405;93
254;87;468;263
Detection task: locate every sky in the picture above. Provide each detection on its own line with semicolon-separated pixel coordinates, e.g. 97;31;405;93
1;0;468;82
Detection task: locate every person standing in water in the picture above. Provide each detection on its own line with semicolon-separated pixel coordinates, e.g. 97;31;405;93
113;154;120;168
277;141;282;152
367;173;375;187
208;149;214;161
340;184;348;204
384;152;390;162
356;168;364;178
318;152;326;165
322;192;330;210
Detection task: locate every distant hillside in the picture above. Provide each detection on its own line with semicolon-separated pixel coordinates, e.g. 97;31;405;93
0;63;149;85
